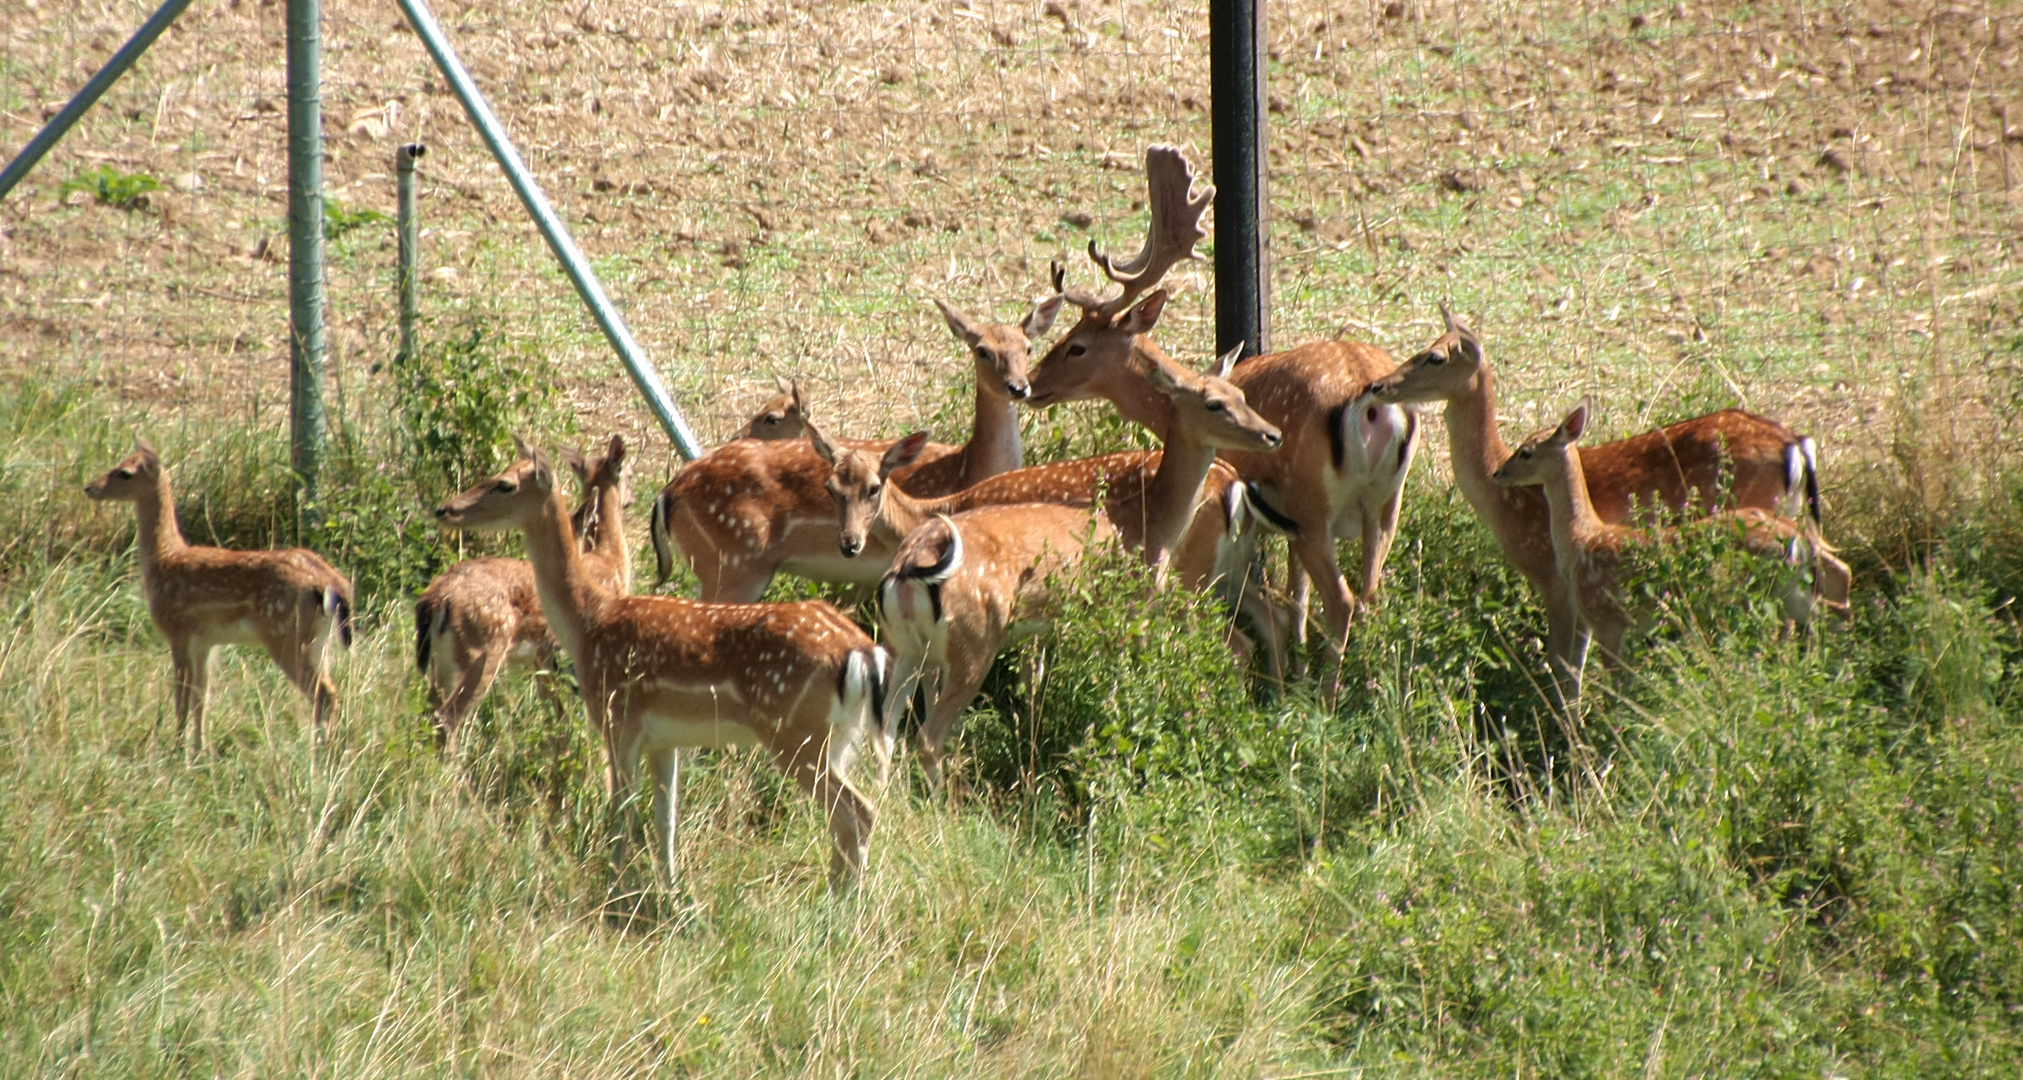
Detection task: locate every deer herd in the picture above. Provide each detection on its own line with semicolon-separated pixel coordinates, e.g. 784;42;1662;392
83;146;1849;891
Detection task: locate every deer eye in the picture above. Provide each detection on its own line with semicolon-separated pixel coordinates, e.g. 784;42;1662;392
1067;343;1088;357
973;346;989;360
495;480;517;492
1208;401;1227;412
114;469;134;479
1519;449;1534;459
1427;353;1445;365
867;482;882;497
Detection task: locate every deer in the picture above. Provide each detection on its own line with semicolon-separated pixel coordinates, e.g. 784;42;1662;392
731;378;810;441
1369;307;1849;696
648;293;1064;600
1491;402;1842;693
84;439;353;750
1024;145;1420;657
434;436;888;890
830;347;1284;785
413;438;633;754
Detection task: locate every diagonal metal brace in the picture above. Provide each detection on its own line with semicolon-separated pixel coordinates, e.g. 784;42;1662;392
393;0;704;460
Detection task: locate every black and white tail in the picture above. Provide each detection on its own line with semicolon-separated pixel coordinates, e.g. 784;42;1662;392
1784;436;1822;526
649;488;679;587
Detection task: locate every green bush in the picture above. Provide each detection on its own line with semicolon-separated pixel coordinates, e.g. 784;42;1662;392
58;164;161;210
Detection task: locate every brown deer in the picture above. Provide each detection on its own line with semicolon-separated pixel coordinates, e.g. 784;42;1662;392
85;439;353;749
1025;145;1419;655
1491;402;1842;692
434;437;887;890
1369;308;1847;693
732;378;810;441
648;293;1062;599
413;438;633;753
844;347;1284;784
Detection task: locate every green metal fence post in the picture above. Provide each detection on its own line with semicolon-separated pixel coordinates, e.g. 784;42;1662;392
396;143;426;368
287;0;328;523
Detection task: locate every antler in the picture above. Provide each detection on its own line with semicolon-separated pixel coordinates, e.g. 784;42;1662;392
1078;144;1214;321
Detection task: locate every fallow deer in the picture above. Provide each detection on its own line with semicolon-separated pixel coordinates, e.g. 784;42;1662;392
1491;402;1841;692
647;293;1062;599
413;438;633;753
1026;145;1419;654
732;378;809;441
435;437;888;890
1369;308;1847;692
869;347;1282;784
85;439;354;749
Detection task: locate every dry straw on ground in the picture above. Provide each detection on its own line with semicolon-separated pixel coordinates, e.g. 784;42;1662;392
3;0;2018;481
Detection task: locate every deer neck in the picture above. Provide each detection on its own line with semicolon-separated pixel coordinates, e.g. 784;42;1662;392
586;486;631;592
132;475;188;587
1539;452;1608;575
873;483;935;547
1443;364;1515;512
518;487;604;659
954;381;1022;483
1138;425;1216;569
1103;337;1180;432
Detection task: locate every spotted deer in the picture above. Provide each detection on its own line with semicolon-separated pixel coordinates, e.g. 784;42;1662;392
647;293;1062;599
434;437;888;890
733;378;810;441
413;437;633;753
866;346;1281;785
1491;402;1843;694
1370;308;1848;694
85;439;353;750
1026;145;1419;655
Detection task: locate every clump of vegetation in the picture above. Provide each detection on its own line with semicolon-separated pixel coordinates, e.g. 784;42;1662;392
57;164;161;210
317;317;574;608
322;198;391;242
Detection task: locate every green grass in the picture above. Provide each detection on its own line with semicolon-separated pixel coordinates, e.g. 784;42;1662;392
6;364;2023;1075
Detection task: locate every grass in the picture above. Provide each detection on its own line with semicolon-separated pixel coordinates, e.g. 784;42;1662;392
4;0;2023;1073
4;361;2023;1074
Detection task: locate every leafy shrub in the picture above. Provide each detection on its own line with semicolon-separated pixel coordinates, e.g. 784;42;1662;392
58;165;161;210
323;198;391;242
316;317;574;609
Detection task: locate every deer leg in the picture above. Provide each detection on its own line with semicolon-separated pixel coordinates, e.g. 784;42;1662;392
265;628;337;738
438;644;508;756
1286;559;1312;657
1541;582;1589;707
1291;531;1356;659
795;758;874;892
646;744;681;890
916;644;993;792
874;646;926;786
1357;490;1405;601
169;636;208;753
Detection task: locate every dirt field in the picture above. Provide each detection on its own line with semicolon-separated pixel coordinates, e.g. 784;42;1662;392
4;0;2020;485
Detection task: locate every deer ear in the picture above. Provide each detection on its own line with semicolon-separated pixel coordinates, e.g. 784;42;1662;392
1208;344;1242;381
1022;294;1064;340
788;380;807;415
775;375;793;395
880;430;933;477
1559;400;1591;443
934;299;982;347
1141;355;1186;397
605;434;627;468
528;447;556;489
560;446;589;482
806;422;842;465
512;433;537;460
1118;290;1167;334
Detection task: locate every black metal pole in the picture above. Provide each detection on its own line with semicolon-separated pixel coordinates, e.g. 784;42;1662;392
1210;0;1270;357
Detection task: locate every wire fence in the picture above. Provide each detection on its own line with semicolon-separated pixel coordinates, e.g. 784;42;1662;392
3;0;2019;479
